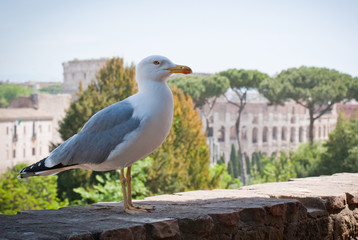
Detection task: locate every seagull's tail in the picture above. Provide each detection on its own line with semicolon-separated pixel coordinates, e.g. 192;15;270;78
17;157;78;179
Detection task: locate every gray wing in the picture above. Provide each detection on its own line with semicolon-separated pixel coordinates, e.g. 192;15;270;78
47;100;141;167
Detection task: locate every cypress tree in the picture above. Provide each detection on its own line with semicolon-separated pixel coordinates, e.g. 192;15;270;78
229;144;238;178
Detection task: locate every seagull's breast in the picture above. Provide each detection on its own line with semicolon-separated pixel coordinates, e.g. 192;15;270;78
91;83;174;171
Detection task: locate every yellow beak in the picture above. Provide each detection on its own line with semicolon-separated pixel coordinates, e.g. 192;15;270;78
167;65;192;75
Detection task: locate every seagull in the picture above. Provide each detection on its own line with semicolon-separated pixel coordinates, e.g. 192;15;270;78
18;55;192;214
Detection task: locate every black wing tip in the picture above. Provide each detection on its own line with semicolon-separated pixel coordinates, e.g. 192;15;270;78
19;157;48;174
18;157;78;178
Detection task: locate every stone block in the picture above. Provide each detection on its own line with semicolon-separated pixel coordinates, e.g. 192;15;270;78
145;219;180;239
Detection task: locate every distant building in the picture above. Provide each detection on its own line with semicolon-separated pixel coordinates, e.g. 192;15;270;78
201;92;338;164
62;58;107;98
0;108;53;173
17;81;61;90
9;93;72;144
336;102;358;117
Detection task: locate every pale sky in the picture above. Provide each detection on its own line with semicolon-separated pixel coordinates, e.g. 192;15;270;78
0;0;357;82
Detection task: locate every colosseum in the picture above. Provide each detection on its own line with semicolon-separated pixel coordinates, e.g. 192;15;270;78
201;91;338;164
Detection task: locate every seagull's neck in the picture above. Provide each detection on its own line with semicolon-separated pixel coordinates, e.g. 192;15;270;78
137;79;170;94
130;79;174;119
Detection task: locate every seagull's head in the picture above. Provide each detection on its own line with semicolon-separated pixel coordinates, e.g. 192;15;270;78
136;55;192;84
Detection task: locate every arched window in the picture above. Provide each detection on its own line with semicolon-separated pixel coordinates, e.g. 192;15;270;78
272;127;277;140
290;116;296;124
263;127;268;143
218;126;225;142
318;127;321;138
299;127;304;142
281;127;287;141
230;126;236;140
290;127;296;143
252;127;258;143
241;126;247;140
208;127;213;137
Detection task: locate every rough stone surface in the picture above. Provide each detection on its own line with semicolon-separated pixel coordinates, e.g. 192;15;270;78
1;173;358;240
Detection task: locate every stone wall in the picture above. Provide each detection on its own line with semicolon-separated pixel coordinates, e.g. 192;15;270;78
1;173;357;239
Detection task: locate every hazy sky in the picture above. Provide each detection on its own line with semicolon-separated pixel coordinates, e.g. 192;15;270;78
0;0;357;82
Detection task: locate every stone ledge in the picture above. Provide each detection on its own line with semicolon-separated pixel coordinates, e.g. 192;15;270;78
1;173;358;240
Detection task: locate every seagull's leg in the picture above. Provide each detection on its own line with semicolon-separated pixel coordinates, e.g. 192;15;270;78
126;166;154;211
120;169;137;214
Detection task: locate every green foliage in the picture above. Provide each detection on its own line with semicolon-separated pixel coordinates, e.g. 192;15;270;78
0;164;68;215
250;153;297;184
219;69;269;90
290;142;324;177
251;152;263;173
169;74;229;108
260;67;353;106
73;157;152;205
318;114;358;174
0;97;7;107
347;77;358;100
0;84;32;108
209;163;241;189
39;84;63;94
228;145;241;178
57;169;93;203
260;67;354;143
147;88;224;194
217;155;225;165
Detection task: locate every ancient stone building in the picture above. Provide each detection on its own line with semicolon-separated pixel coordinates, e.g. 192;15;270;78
62;58;107;99
202;92;338;164
336;102;358;117
0;108;53;173
9;93;72;144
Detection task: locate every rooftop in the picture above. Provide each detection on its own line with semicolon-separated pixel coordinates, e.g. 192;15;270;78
0;108;52;122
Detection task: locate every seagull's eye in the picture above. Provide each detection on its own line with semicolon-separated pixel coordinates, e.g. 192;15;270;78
153;61;160;65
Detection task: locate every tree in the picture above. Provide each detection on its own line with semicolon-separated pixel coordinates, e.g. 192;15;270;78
57;57;137;203
347;77;358;101
260;66;354;144
318;113;358;174
250;153;297;184
0;164;67;215
219;69;269;185
209;163;241;189
0;84;32;108
40;84;63;94
147;87;223;194
251;152;264;174
169;74;230;134
290;142;324;178
228;144;241;178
